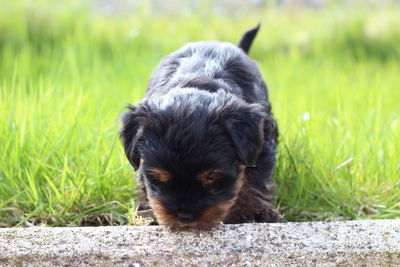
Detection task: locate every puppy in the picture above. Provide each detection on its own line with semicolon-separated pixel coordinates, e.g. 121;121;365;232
120;24;280;230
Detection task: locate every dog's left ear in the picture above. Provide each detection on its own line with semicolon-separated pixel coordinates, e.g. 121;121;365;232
224;104;265;167
119;104;144;171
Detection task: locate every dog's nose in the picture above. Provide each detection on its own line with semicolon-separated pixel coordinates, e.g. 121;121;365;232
177;213;195;223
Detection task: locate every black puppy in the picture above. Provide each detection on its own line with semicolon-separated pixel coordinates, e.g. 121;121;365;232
120;25;280;230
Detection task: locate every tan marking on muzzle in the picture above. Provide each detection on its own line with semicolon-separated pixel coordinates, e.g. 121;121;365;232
147;165;246;230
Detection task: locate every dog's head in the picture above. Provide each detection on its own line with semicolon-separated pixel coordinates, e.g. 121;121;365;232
120;88;266;230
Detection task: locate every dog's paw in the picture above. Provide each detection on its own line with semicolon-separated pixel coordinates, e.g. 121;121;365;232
224;207;281;224
253;208;281;223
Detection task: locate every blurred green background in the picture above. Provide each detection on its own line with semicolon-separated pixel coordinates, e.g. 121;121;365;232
0;0;399;226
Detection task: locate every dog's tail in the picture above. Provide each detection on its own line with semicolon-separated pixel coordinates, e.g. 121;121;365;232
237;23;261;54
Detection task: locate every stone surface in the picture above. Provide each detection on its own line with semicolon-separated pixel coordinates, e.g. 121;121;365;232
0;219;399;266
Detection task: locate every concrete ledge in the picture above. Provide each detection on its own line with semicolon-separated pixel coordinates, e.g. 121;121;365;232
0;219;399;266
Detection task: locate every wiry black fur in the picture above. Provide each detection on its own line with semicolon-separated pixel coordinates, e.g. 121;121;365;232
120;25;280;228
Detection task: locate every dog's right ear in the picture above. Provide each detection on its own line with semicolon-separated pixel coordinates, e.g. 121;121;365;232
119;104;144;171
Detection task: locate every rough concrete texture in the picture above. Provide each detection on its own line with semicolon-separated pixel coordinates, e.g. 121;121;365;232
0;219;399;266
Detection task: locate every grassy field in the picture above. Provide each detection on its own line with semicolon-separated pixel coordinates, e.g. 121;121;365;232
1;1;399;226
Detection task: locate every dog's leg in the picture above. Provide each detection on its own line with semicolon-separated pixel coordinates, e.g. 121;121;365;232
134;170;150;209
134;172;158;224
224;142;281;224
223;181;280;223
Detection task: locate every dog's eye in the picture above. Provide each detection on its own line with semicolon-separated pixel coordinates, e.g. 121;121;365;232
196;170;221;185
145;168;171;183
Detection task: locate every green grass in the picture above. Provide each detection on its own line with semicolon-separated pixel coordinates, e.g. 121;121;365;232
0;1;399;226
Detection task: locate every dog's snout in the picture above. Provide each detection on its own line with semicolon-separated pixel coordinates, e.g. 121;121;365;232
177;213;195;223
